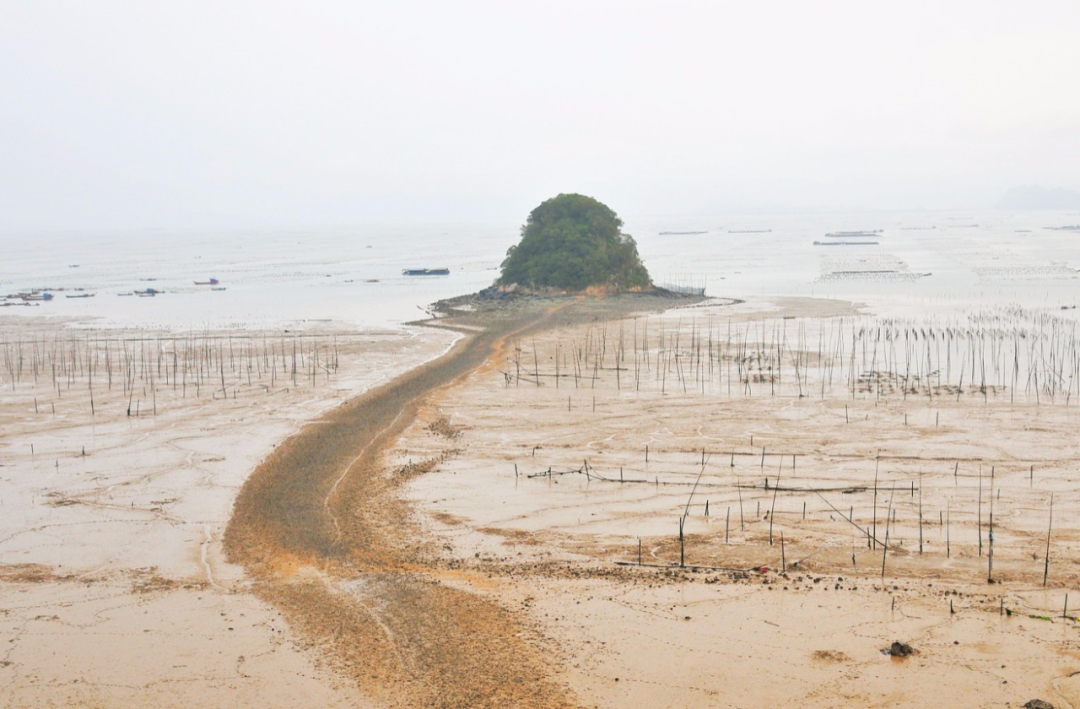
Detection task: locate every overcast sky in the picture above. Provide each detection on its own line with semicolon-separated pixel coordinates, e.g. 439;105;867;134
2;1;1078;231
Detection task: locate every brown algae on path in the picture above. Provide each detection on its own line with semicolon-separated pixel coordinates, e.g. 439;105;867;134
224;291;699;708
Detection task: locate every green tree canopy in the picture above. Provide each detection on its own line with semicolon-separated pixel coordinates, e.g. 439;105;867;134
497;194;651;292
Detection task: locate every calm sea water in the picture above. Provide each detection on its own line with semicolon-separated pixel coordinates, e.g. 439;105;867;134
2;210;1078;330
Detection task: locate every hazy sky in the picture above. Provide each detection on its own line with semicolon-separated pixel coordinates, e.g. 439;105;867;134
2;1;1078;231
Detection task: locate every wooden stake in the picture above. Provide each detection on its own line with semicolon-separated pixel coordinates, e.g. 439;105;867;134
1044;493;1054;587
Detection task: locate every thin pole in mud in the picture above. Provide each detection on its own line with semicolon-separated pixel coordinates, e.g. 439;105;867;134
918;472;924;554
881;484;895;581
768;463;781;546
947;500;951;558
977;465;983;556
737;476;745;531
532;338;540;386
726;507;730;543
1044;493;1054;587
555;342;559;389
872;457;880;550
678;517;685;568
988;467;995;583
781;532;786;571
881;528;890;581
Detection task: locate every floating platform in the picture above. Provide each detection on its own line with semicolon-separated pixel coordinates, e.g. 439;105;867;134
402;268;450;276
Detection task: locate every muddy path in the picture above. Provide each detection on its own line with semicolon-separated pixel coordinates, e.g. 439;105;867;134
224;295;688;708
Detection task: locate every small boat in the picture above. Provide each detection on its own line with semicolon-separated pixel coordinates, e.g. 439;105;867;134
211;287;226;291
20;292;53;301
814;240;879;246
194;278;220;285
824;230;882;237
136;288;162;297
402;268;450;276
65;293;96;299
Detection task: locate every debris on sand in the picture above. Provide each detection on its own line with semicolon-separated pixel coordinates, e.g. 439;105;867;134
885;641;914;657
1024;700;1055;709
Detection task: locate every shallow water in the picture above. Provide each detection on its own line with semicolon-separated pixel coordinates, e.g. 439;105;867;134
2;210;1078;330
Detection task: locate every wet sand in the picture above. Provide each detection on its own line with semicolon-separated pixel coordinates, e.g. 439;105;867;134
0;320;455;708
6;292;1080;708
392;295;1080;708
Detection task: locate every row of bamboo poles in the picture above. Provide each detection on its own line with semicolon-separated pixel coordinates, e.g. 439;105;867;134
1;332;341;416
505;307;1080;404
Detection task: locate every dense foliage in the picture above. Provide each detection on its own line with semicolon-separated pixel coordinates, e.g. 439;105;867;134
497;194;651;291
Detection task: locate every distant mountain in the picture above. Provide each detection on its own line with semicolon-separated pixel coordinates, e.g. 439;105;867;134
997;185;1080;210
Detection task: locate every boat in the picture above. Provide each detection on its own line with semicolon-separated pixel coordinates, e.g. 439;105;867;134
65;293;96;299
824;230;882;237
211;287;226;291
136;288;162;296
659;230;708;235
814;241;879;246
194;278;220;285
19;292;53;301
402;268;450;276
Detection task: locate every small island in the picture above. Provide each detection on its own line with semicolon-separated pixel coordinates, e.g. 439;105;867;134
495;193;652;293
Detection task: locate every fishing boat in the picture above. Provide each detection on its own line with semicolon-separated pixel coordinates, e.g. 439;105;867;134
65;293;96;299
211;287;226;291
814;240;879;246
136;288;162;297
402;268;450;276
194;277;220;285
19;292;53;301
824;230;882;237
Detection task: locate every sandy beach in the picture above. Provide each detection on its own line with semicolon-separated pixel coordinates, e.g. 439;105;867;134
3;292;1080;708
0;317;456;708
390;295;1080;708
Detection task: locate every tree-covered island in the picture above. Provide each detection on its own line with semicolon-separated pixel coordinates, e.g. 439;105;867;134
496;194;652;293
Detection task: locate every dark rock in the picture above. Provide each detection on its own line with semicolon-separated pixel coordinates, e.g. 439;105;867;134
1024;700;1055;709
888;641;914;657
